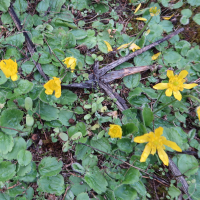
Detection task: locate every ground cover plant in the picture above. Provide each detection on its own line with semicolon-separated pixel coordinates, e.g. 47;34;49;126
0;0;200;199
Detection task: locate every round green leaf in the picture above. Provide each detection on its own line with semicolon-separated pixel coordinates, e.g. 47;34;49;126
181;9;192;18
58;110;75;126
123;168;140;184
14;80;34;95
37;174;65;196
163;50;182;64
17;162;32;177
84;166;108;194
114;184;137;200
3;137;26;160
59;89;77;105
0;108;23;136
178;154;199;176
17;150;32;166
0;71;7;85
0;0;10;12
117;138;135;153
0;161;16;182
41;64;58;77
38;157;63;176
37;102;59;121
61;33;76;49
193;14;200;25
70;29;87;40
142;107;154;127
76;193;89;200
123;73;141;89
0;132;14;154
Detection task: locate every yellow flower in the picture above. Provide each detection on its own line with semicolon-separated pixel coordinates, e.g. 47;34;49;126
134;127;182;166
149;7;160;16
197;106;200;121
163;14;174;20
153;70;198;101
152;52;161;60
134;3;141;14
117;43;130;50
43;77;61;98
108;124;122;139
136;17;147;21
63;57;77;72
129;43;141;52
104;41;113;52
0;59;18;81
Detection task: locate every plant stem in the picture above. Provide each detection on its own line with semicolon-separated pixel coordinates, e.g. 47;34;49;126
153;99;177;114
153;90;165;108
183;95;200;104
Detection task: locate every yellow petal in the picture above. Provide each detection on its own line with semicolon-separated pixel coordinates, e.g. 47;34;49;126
178;70;188;79
145;29;150;36
134;3;141;13
197;106;200;121
134;133;149;143
173;90;182;101
117;43;130;50
108;124;122;139
163;140;182;152
151;146;156;155
162;14;174;20
129;43;140;51
11;74;18;81
152;52;161;60
104;41;113;52
140;143;151;162
153;83;168;90
165;88;172;96
157;147;169;166
55;89;61;98
154;127;163;137
136;17;147;21
183;83;198;89
167;70;174;79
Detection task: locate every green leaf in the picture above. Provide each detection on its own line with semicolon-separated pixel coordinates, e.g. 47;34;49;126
122;123;138;136
134;51;152;66
142;107;154;127
49;0;65;12
0;193;10;200
193;14;200;25
187;0;200;6
94;3;109;13
0;71;7;85
132;180;147;196
90;138;111;153
39;89;58;104
0;0;10;12
70;29;87;40
168;185;181;198
181;9;192;18
3;137;26;160
58;110;75;126
71;0;90;11
14;80;34;95
38;157;63;176
18;161;37;182
84;166;108;194
37;102;59;121
36;0;50;13
59;89;77;105
175;111;186;123
17;150;32;166
17;162;32;176
61;32;76;49
14;0;28;12
0;161;16;182
77;193;89;200
21;61;35;74
163;49;182;64
117;138;135;153
180;16;189;25
71;163;85;174
123;168;140;184
159;20;173;32
32;51;52;64
123;73;141;89
178;154;199;176
37;174;65;196
114;184;137;200
2;33;25;48
0;132;14;154
0;108;23;136
77;36;97;49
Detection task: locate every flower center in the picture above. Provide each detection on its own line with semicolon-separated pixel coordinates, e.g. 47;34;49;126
173;81;179;86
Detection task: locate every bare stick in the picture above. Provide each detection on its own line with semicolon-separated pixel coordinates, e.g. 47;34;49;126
98;28;184;77
8;5;48;80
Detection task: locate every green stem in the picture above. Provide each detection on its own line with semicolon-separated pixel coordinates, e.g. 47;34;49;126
153;99;177;114
132;16;153;44
153;90;165;108
183;95;200;104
